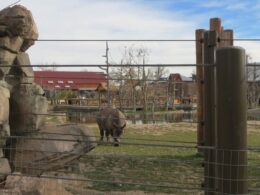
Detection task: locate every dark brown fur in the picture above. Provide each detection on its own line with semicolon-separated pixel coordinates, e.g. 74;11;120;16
96;107;126;146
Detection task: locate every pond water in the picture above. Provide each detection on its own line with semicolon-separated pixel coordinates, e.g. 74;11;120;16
64;111;197;125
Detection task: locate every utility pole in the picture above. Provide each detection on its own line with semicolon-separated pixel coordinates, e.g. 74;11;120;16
101;41;110;107
106;42;110;106
142;57;147;113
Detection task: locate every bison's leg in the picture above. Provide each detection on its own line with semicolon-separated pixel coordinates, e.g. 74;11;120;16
113;137;120;147
111;131;120;147
99;128;104;142
105;130;110;142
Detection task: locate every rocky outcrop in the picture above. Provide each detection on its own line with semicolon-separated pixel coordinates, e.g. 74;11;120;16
0;83;11;179
9;84;47;135
0;5;96;191
0;5;37;79
7;52;34;85
0;82;10;135
3;174;72;195
0;5;46;179
0;5;38;51
6;124;96;176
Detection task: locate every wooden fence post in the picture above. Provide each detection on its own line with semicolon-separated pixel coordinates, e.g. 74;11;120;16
197;18;237;194
195;29;205;152
220;29;234;47
203;30;219;194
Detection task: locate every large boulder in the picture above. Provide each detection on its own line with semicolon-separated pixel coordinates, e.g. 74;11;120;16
7;52;34;85
0;84;10;125
0;158;11;181
6;124;96;175
0;36;23;54
0;5;39;79
0;189;21;195
9;84;48;135
0;5;38;51
0;82;10;138
0;83;11;180
0;48;16;78
4;174;72;195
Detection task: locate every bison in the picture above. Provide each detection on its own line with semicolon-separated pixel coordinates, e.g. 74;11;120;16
96;107;126;146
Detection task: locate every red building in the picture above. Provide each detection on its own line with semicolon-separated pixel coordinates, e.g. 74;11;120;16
34;71;107;98
168;73;196;104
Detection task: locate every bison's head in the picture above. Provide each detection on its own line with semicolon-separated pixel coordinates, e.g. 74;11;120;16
112;122;126;147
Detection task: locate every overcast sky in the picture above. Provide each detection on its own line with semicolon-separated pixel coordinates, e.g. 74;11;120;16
0;0;260;76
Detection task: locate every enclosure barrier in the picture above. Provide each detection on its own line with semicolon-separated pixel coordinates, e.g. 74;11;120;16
0;18;259;194
216;47;247;194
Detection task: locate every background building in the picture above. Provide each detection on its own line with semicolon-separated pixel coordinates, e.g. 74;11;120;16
34;71;107;98
168;73;196;104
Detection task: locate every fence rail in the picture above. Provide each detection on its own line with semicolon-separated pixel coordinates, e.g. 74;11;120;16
1;19;260;194
0;135;259;194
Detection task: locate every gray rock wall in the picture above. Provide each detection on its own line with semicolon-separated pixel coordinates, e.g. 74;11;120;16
0;5;96;186
0;5;46;180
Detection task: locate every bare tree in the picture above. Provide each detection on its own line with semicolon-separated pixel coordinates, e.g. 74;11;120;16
152;66;169;110
247;54;260;109
110;46;152;112
110;62;124;109
153;66;168;80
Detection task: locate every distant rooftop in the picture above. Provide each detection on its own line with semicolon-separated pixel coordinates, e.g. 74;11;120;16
169;73;194;82
34;71;106;90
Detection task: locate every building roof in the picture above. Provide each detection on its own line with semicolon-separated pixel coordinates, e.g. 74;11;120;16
34;71;106;90
169;73;193;82
169;73;181;81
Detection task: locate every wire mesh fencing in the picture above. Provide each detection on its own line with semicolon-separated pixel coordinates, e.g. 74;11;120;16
0;37;259;195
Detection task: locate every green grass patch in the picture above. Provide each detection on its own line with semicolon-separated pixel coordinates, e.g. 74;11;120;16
76;123;260;194
79;124;186;194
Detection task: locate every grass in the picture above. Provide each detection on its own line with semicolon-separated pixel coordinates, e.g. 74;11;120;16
43;114;260;194
80;123;202;194
75;122;260;194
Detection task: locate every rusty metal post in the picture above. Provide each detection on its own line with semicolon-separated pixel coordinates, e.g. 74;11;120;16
203;30;218;194
196;29;205;152
216;47;247;194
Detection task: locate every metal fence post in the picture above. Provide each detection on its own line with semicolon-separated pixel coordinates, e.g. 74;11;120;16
216;47;248;194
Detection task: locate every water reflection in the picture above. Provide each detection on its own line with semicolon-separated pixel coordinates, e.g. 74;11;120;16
66;111;197;125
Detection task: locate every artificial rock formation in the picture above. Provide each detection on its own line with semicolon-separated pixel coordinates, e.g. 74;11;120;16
0;5;96;184
7;124;96;176
0;4;38;79
0;4;41;178
3;174;73;195
0;4;42;136
9;83;47;135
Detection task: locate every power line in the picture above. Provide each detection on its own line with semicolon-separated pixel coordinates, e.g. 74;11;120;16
0;63;208;67
25;38;260;42
29;39;198;42
3;0;21;9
